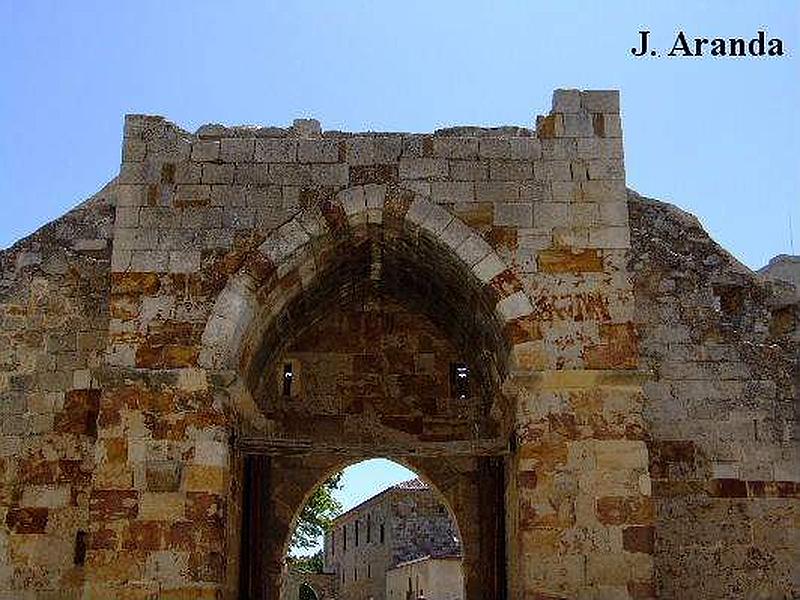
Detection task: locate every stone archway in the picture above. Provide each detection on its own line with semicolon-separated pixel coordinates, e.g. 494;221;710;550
201;185;529;599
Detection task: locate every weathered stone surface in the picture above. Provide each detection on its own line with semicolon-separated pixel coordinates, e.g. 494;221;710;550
0;90;795;600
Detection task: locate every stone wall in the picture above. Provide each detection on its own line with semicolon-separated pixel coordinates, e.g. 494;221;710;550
629;191;800;598
389;486;461;566
386;557;464;600
325;487;394;600
0;181;115;598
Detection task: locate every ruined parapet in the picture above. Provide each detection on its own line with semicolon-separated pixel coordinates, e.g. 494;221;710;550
628;189;799;599
759;253;800;289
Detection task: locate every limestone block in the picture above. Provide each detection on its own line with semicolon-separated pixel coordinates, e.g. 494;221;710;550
298;138;338;163
235;163;271;184
603;114;622;138
174;184;212;207
180;207;223;229
599;200;628;226
577;138;624;159
119;161;148;184
490;160;533;181
570;203;600;227
295;207;328;238
144;550;190;584
258;219;310;266
158;229;197;251
191;140;220;162
405;197;434;228
168;251;201;274
449;160;489;181
535;160;572;182
123;138;147;162
365;184;385;224
587;159;625;181
498;291;534;321
580;180;626;203
292;118;321;136
340;187;366;217
419;203;454;237
201;163;235;184
130;251;169;273
533;202;569;229
220;138;255;162
183;465;226;492
345;137;402;165
505;138;542;160
140;207;181;229
20;485;71;508
587;226;630;249
174;369;208;394
72;368;92;389
117;184;147;207
194;440;229;468
438;216;472;250
430;182;474;204
139;492;184;520
475;181;519;203
472;252;505;283
552;89;582;113
432;137;478;159
454;232;492;267
495;203;533;227
309;163;348;186
399;158;448;180
563;113;594;137
115;207;140;228
581;90;620;113
255;138;297;162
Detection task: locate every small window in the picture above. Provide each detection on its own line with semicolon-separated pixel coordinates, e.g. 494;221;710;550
450;362;469;399
282;363;293;396
355;519;359;546
354;566;358;582
368;563;371;578
343;525;347;551
380;522;385;544
331;529;335;556
74;530;87;566
366;514;371;543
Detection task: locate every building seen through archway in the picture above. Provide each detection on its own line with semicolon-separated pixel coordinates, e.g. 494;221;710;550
281;460;465;600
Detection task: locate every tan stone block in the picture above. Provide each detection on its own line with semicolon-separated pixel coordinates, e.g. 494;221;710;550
139;492;185;521
594;440;648;471
176;368;208;392
194;440;229;468
183;465;227;493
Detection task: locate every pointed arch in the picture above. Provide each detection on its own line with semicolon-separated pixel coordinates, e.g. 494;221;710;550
200;184;534;426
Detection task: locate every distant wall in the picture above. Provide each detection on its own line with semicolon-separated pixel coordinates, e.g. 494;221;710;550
386;558;463;600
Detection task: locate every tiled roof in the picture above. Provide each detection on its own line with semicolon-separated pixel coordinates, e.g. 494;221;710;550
391;477;428;491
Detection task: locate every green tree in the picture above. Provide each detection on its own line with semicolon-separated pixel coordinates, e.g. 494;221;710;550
288;550;324;575
289;472;343;555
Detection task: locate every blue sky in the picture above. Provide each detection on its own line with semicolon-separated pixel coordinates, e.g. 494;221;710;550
335;459;416;513
1;2;798;268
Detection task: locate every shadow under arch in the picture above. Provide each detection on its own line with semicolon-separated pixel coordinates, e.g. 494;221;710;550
200;184;536;431
274;455;488;600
